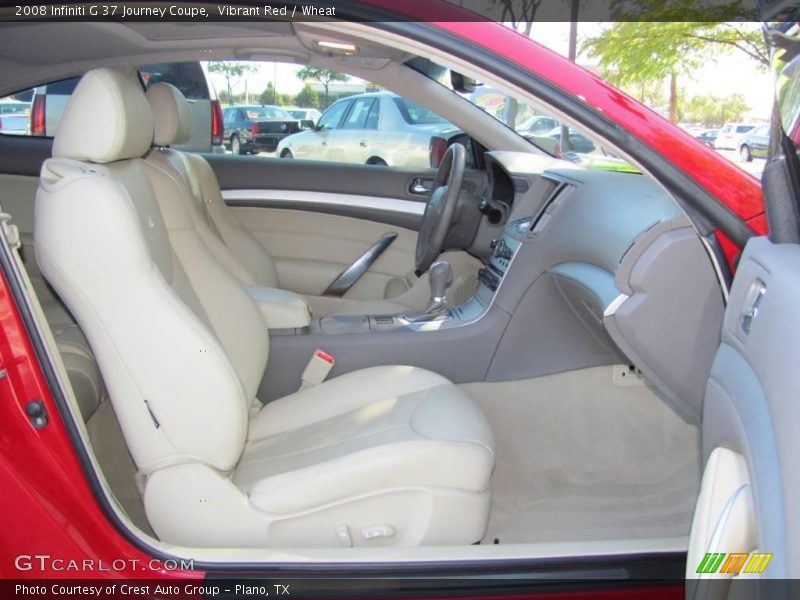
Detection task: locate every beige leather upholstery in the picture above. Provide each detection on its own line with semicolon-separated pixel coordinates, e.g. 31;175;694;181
53;68;153;164
144;82;415;316
146;81;193;147
36;68;494;548
245;285;311;329
686;447;757;580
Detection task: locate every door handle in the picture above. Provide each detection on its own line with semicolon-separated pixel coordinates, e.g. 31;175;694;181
740;278;766;335
409;177;432;195
324;232;398;297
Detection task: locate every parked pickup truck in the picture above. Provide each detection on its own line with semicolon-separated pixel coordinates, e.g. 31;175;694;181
222;104;311;154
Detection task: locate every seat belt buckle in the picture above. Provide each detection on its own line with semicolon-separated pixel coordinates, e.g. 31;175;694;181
300;349;335;389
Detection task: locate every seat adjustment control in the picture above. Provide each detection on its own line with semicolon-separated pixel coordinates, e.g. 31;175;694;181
362;523;395;540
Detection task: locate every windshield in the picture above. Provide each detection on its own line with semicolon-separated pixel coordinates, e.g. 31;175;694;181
406;57;637;173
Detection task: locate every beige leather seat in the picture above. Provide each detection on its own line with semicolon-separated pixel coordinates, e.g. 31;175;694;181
35;68;494;548
144;82;413;317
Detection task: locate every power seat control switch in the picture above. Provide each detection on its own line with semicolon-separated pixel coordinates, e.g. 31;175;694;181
362;524;395;540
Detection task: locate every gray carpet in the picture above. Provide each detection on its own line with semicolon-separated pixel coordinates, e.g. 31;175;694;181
460;366;701;545
86;401;154;537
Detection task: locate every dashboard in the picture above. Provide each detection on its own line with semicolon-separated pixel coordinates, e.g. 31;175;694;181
459;151;725;422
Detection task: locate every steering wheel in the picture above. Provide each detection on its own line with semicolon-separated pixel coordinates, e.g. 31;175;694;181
415;143;466;274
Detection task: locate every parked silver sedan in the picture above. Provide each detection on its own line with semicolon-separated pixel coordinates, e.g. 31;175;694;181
276;92;461;168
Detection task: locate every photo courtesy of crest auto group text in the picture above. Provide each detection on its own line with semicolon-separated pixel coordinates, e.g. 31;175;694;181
0;1;797;599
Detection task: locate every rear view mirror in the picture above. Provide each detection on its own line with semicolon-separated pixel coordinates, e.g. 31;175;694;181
451;71;477;94
300;119;316;130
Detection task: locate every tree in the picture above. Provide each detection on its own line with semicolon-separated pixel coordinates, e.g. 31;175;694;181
681;93;749;127
208;61;257;106
491;0;541;36
296;67;349;107
582;20;767;124
294;84;320;109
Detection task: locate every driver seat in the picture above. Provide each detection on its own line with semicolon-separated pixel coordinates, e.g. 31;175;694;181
34;67;494;548
144;82;426;317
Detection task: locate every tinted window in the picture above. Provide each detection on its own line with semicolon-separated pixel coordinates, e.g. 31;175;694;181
45;78;79;95
317;101;350;131
342;98;375;129
392;97;450;125
140;62;209;100
240;106;291;120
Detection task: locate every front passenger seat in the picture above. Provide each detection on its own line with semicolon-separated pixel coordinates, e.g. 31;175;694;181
144;82;413;317
34;68;494;548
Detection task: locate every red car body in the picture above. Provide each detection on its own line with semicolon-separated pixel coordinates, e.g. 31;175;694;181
0;5;764;598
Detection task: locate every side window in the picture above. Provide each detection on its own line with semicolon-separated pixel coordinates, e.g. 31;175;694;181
364;100;380;130
317;101;351;131
0;90;32;136
140;62;209;100
342;98;375;130
1;63;218;155
0;77;80;138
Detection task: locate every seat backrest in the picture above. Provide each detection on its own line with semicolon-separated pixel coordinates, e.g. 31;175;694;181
35;68;266;474
145;82;278;288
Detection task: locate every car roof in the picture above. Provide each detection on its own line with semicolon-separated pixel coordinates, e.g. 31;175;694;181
332;91;398;102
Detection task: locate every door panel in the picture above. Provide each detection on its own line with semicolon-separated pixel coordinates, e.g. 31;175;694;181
205;155;443;297
225;207;418;298
688;237;800;582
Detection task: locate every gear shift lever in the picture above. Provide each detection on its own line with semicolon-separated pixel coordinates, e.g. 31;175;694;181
425;260;453;315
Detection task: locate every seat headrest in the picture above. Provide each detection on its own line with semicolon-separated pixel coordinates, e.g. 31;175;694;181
146;82;194;147
52;68;153;164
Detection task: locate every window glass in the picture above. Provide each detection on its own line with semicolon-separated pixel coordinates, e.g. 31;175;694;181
140;62;209;100
342;98;375;129
405;56;638;173
393;97;450;125
364;100;380;129
0;62;217;151
736;125;755;134
241;106;292;120
317;101;350;131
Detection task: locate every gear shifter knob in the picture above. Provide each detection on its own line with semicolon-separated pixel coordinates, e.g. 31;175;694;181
426;260;453;314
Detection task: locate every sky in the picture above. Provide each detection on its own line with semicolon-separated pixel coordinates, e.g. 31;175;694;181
206;22;774;122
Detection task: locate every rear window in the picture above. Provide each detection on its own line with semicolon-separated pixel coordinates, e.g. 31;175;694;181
392;97;450;125
243;106;291;120
139;62;209;100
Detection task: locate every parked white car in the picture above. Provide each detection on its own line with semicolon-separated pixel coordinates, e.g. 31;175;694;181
714;122;759;150
276;92;463;168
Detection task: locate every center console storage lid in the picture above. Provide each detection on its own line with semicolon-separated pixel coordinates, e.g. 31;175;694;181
246;286;311;330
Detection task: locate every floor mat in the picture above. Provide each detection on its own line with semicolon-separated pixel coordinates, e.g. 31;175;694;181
461;366;700;544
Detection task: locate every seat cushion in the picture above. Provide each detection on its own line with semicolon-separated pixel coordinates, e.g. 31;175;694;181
237;366;494;515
